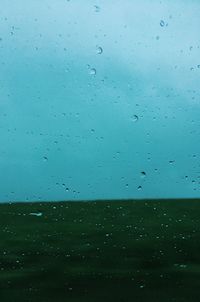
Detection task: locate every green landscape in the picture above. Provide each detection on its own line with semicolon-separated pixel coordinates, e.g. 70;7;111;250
1;199;200;302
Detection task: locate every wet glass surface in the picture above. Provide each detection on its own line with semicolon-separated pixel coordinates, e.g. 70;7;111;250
0;1;200;202
0;1;200;301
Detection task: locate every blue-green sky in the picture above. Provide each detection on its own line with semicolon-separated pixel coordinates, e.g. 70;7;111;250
0;0;200;201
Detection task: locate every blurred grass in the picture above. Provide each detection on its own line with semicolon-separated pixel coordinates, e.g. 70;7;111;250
1;199;200;301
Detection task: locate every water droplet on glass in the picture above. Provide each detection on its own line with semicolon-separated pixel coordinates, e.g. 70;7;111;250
131;115;139;122
140;171;146;178
94;5;100;12
43;156;48;162
89;68;96;76
160;20;165;27
137;185;142;191
96;46;103;54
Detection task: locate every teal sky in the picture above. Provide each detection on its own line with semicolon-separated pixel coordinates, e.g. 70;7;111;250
0;0;200;202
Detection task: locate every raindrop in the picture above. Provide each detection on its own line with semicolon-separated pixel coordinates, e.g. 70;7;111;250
169;160;175;164
160;20;165;27
140;171;146;178
137;185;142;191
94;5;100;12
131;115;139;122
89;68;96;76
96;46;103;54
43;156;48;162
197;65;200;68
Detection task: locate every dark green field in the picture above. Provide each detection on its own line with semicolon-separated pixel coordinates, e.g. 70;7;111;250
1;199;200;302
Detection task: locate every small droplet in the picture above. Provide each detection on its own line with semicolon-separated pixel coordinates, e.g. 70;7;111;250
160;20;165;27
169;160;175;164
156;35;160;40
94;5;100;12
197;65;200;68
96;46;103;54
43;156;48;162
131;115;139;122
89;68;96;75
140;171;146;178
137;185;142;191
